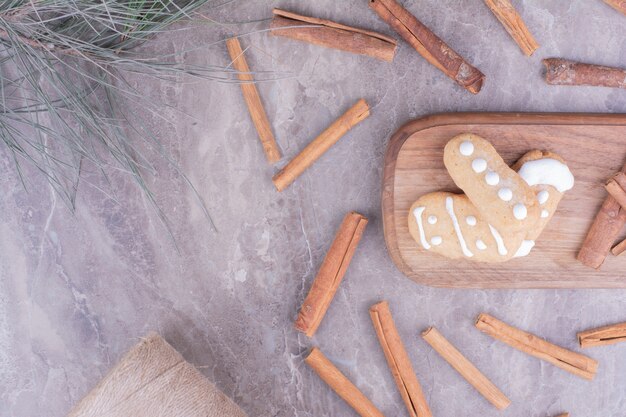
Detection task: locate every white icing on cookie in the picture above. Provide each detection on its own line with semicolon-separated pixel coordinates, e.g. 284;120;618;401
412;207;431;250
513;203;527;220
445;197;473;258
431;236;443;246
476;239;487;250
541;209;549;218
466;216;477;226
485;171;500;186
428;215;437;224
498;188;513;201
537;190;549;205
460;141;474;156
488;224;508;256
472;158;487;173
519;158;574;192
513;240;535;257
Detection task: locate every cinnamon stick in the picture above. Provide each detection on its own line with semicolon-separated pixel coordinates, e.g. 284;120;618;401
475;314;598;380
273;99;369;191
554;413;569;417
226;37;281;163
483;0;539;56
544;58;626;89
578;166;626;269
270;9;397;62
369;0;484;94
612;171;626;190
605;176;626;210
305;348;384;417
369;301;432;417
611;237;626;256
578;321;626;348
604;0;626;16
422;327;510;410
295;212;368;337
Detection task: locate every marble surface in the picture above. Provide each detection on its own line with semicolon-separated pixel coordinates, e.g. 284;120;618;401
2;1;626;416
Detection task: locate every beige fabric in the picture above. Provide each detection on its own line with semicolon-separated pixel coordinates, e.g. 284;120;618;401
67;333;248;417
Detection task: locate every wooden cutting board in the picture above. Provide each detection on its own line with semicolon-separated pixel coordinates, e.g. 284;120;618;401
382;112;626;288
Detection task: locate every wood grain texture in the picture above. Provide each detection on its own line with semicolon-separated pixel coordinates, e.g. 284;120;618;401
483;0;539;56
226;37;281;163
381;112;626;288
270;9;397;62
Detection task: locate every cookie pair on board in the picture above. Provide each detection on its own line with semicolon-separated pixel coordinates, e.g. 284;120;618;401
408;133;575;262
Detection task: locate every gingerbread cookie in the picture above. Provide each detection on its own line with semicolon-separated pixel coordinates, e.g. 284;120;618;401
408;192;527;262
444;133;541;233
407;134;575;262
513;150;574;242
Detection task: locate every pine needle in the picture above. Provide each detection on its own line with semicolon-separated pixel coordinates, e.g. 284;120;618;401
0;0;260;238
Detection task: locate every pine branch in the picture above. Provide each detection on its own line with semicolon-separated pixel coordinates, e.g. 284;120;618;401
0;0;254;236
0;26;82;56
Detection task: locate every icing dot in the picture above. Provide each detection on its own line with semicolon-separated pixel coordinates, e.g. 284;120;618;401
427;215;437;224
485;171;500;186
537;190;549;205
466;216;477;226
459;141;474;156
431;236;443;246
472;158;487;173
541;209;550;218
476;239;487;250
498;188;513;201
513;203;528;220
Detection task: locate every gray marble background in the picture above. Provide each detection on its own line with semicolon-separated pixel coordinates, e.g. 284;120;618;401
2;1;626;416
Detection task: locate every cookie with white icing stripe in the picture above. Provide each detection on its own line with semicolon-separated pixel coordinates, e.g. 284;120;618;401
513;150;574;241
408;192;526;262
444;133;541;233
407;133;575;262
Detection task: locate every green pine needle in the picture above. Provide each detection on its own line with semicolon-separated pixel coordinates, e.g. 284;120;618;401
0;0;262;236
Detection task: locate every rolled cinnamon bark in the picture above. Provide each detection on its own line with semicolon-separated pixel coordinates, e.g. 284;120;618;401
544;58;626;89
578;321;626;348
483;0;539;56
369;0;484;94
273;99;369;191
226;37;281;163
611;237;626;256
604;0;626;16
475;314;598;380
270;9;397;62
305;348;384;417
578;167;626;269
370;301;432;417
604;174;626;210
422;327;510;410
295;212;368;337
